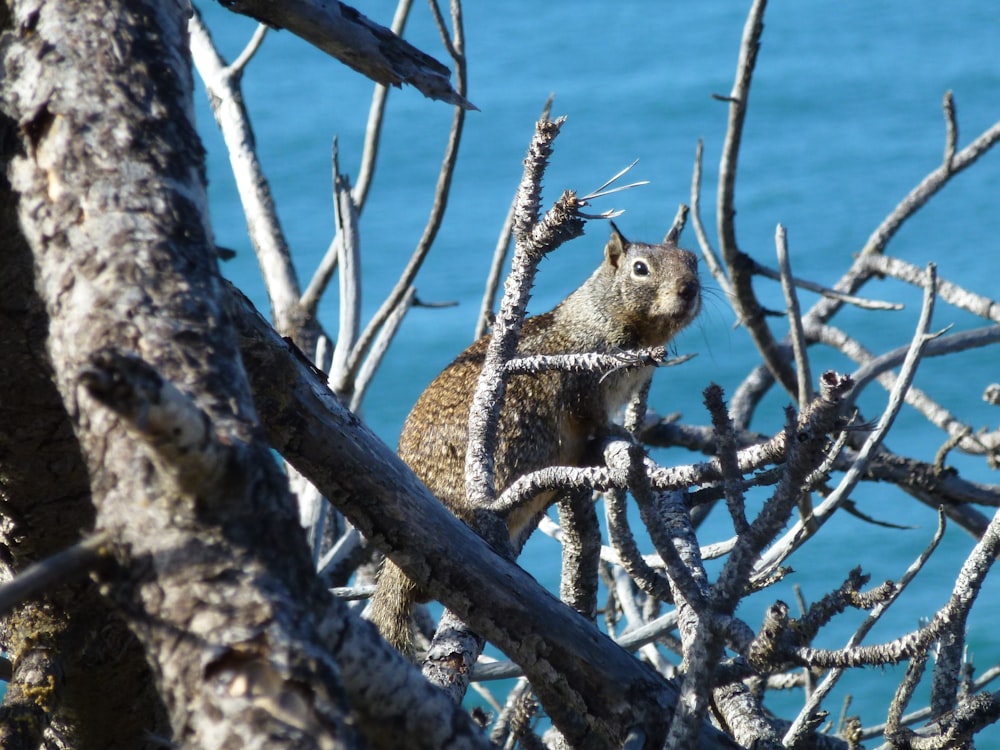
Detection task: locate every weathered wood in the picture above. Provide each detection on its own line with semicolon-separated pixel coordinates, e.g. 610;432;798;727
222;0;475;109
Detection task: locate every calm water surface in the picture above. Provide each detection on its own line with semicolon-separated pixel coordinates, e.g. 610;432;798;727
196;1;1000;740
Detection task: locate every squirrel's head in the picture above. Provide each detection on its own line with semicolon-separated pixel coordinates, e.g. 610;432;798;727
603;221;701;347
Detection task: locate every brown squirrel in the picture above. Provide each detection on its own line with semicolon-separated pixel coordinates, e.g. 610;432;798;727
369;223;701;655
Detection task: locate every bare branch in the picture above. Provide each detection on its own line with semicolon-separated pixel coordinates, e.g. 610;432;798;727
886;648;931;741
188;11;301;331
861;254;1000;323
819;322;1000;457
0;533;110;618
750;260;903;311
351;0;414;209
716;0;798;396
465;119;583;509
604;485;674;604
943;90;958;170
860;118;1000;258
226;22;268;77
502;347;680;376
782;511;947;746
664;203;689;245
557;489;601;619
704;384;749;536
775;225;813;410
754;270;938;580
220;0;474;109
329;155;363;396
690;139;731;296
346;6;471;384
474;198;515;340
349;286;416;412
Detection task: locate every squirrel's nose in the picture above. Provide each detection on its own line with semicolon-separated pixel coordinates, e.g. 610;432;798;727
679;281;699;303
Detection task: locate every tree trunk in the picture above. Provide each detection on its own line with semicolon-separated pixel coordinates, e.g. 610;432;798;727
0;1;359;746
0;97;169;750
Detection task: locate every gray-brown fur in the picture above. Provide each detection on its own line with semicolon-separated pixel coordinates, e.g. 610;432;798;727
369;224;701;655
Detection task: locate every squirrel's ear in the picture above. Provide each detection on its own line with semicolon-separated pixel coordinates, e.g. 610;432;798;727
605;221;628;269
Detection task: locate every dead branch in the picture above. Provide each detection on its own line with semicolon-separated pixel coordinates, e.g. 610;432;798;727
219;0;473;108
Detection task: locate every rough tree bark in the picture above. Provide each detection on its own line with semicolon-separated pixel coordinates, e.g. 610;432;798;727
0;1;482;748
0;92;169;750
2;0;354;745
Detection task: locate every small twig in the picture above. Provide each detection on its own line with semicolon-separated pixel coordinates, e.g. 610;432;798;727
715;0;797;398
353;0;413;210
943;90;958;170
330;584;376;601
350;286;416;411
689;139;731;296
934;427;972;474
0;533;110;617
427;0;459;62
775;225;818;530
475;199;516;340
329;146;363;396
750;259;903;311
300;236;338;319
775;225;812;411
792;585;816;701
664;203;689;244
704;384;749;535
226;23;268;78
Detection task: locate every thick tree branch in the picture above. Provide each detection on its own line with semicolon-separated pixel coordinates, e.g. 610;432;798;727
219;0;474;109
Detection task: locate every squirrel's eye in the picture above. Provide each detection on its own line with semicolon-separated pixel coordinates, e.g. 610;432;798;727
632;260;649;276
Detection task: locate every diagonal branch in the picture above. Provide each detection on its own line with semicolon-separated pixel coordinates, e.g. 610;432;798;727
220;0;474;109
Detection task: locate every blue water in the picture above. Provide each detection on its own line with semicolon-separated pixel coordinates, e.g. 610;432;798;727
195;1;1000;743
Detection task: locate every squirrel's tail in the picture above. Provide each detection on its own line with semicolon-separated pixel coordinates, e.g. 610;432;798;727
368;559;421;658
